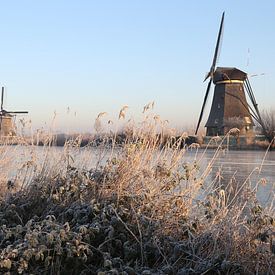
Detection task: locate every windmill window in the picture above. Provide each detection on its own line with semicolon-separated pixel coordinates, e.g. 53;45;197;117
217;104;221;109
214;119;219;124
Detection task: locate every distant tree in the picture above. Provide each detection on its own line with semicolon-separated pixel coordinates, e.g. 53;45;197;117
259;109;275;143
224;116;244;130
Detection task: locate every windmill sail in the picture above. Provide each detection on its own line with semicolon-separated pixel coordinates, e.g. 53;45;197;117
195;12;225;135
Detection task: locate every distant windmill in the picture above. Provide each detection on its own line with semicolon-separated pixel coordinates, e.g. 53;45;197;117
195;12;264;136
0;87;28;136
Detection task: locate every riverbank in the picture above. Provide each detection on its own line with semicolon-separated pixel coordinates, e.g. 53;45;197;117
200;134;274;150
1;132;274;151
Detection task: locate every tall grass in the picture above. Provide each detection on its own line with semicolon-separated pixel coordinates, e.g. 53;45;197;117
0;107;274;274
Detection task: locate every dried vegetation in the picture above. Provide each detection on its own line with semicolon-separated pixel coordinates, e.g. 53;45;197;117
0;106;274;274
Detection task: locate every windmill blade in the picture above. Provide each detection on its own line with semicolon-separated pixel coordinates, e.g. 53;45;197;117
204;12;225;81
0;115;2;133
195;79;212;135
1;87;4;111
6;111;28;114
211;12;225;72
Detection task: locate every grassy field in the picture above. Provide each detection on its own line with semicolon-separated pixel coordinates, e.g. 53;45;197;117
0;111;274;274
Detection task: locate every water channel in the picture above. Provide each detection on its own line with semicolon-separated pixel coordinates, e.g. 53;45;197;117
1;145;274;206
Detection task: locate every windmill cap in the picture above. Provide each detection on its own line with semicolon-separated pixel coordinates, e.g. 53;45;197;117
213;67;247;83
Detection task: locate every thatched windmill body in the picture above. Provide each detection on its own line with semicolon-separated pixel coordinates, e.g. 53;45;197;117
0;87;28;136
195;13;263;136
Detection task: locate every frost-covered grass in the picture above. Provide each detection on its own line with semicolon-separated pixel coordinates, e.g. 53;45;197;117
0;110;274;274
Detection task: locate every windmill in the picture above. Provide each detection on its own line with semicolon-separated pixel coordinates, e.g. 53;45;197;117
195;12;264;136
0;87;28;136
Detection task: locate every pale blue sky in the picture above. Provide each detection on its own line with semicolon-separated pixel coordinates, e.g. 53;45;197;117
0;1;274;132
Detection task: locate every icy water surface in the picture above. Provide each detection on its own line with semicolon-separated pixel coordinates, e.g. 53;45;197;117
185;149;275;205
1;145;274;205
